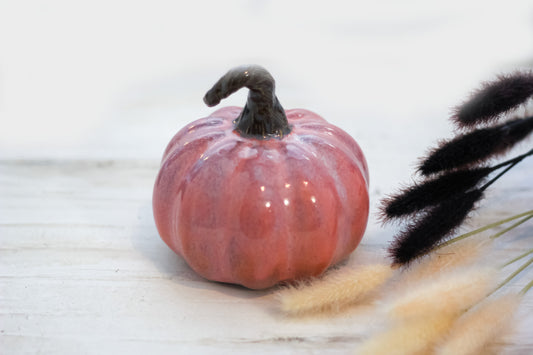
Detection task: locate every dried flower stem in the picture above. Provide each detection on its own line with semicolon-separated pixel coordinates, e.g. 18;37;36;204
520;278;533;295
479;148;533;191
489;214;533;239
491;147;533;170
502;247;533;267
383;150;533;221
436;209;533;249
489;256;533;296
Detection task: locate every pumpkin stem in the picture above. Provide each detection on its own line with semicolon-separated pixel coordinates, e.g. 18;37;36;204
203;65;292;139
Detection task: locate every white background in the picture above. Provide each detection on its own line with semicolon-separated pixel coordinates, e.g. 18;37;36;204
1;0;532;159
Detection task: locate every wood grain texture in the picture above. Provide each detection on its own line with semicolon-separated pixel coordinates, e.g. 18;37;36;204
1;158;531;354
0;160;376;354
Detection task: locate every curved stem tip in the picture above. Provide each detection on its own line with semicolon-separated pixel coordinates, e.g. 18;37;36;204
204;65;291;139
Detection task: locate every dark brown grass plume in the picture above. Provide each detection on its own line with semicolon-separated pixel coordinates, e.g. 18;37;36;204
384;70;533;266
388;189;484;266
452;72;533;128
419;116;533;176
381;167;494;220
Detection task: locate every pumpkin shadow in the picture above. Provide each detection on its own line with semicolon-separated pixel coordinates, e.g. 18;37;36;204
130;200;273;299
131;200;390;302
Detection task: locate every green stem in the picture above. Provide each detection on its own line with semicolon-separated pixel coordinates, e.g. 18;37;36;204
490;214;533;239
436;209;533;249
488;256;533;297
501;248;533;268
520;279;533;295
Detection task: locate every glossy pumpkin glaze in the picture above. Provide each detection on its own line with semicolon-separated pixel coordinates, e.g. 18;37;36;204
153;106;369;289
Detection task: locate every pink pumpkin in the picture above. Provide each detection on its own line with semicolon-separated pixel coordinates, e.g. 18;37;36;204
153;65;369;289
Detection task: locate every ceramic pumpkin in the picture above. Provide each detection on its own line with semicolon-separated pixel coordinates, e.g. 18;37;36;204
153;65;369;289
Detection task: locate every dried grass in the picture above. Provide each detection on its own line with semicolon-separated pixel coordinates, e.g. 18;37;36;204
277;264;392;315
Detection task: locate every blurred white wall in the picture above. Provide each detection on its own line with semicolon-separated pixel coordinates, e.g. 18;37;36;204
1;0;532;160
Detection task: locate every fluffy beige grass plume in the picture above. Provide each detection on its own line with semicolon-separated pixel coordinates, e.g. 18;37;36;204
436;293;521;355
389;267;496;319
399;238;491;286
277;263;393;315
357;313;455;355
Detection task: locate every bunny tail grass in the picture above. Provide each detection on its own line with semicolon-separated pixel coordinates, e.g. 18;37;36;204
452;71;533;128
389;189;483;265
388;267;496;319
358;313;456;355
277;264;392;315
419;116;533;176
399;238;492;286
381;167;493;220
436;293;521;355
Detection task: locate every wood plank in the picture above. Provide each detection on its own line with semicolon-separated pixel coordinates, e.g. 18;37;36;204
1;159;532;354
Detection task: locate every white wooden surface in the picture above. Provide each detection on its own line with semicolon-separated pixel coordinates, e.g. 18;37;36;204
1;1;533;354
